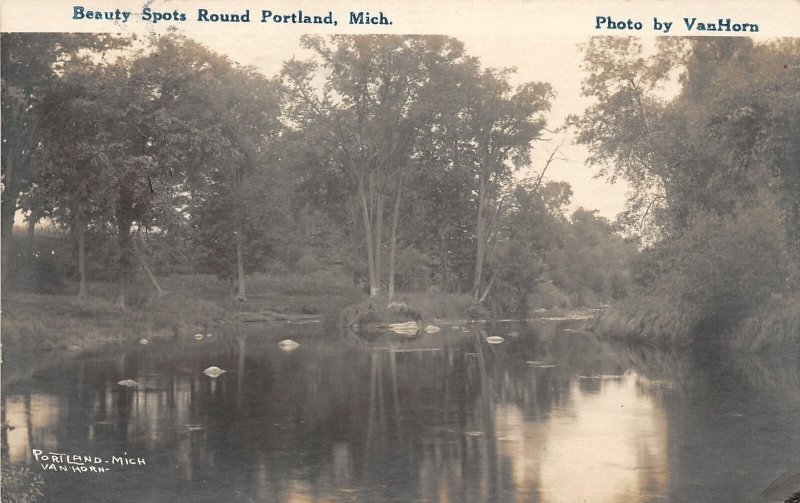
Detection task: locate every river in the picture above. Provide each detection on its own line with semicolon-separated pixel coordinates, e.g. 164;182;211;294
2;319;799;502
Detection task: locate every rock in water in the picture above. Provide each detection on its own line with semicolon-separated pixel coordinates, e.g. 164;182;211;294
389;321;420;336
203;366;226;378
117;379;138;387
278;339;300;352
139;339;149;345
193;333;204;341
424;325;441;334
486;336;505;344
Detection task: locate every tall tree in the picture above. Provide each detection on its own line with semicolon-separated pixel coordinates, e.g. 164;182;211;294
462;69;553;301
38;35;233;308
1;33;128;285
186;56;283;301
283;35;471;298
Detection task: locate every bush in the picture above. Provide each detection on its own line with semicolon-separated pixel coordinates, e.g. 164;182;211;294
618;203;788;345
2;464;44;503
395;292;479;320
7;254;66;295
248;269;356;296
527;281;572;310
340;298;424;327
395;247;434;292
340;292;487;326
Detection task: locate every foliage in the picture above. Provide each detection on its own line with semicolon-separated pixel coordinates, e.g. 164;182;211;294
340;298;424;327
575;37;800;345
1;464;44;503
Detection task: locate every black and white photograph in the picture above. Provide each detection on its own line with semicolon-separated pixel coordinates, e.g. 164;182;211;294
1;1;799;501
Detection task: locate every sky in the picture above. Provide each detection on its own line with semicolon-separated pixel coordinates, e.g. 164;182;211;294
190;32;631;219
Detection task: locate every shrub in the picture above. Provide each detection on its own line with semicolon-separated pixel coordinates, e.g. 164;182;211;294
527;281;572;311
7;254;66;295
616;203;788;345
1;464;44;503
340;298;424;327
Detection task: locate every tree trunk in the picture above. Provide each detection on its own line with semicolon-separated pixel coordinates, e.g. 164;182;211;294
472;171;488;301
25;215;35;257
235;225;246;302
77;218;86;301
115;217;133;311
387;171;405;300
135;231;163;296
478;268;499;304
357;177;379;297
349;196;362;287
374;190;384;295
138;251;164;296
1;186;19;285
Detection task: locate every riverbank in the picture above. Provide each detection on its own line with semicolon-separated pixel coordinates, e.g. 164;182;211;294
3;272;601;355
1;272;364;354
595;294;800;352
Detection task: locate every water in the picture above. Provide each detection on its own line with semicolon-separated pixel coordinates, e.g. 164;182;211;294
3;320;799;502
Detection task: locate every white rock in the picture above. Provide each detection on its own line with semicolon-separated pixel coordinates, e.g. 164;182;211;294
193;333;204;340
203;366;226;378
139;339;149;345
424;325;441;334
389;321;419;336
117;379;138;387
278;339;300;352
486;336;505;344
205;333;213;338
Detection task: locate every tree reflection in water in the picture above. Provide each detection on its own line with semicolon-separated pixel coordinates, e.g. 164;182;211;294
2;320;799;502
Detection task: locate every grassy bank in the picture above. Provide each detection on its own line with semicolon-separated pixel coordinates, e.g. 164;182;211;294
1;271;364;353
594;297;695;347
595;294;800;352
730;296;800;352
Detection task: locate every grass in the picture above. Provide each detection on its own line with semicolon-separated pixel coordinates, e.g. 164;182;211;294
1;270;364;353
730;295;800;352
594;296;696;347
596;293;800;352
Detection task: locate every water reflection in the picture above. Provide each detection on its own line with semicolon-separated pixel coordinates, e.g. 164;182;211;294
496;376;669;503
2;321;799;502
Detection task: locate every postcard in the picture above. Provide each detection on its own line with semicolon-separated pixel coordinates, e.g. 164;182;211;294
2;1;799;502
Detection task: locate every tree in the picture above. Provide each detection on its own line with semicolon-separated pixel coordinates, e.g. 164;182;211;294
185;55;283;301
37;35;236;309
573;36;799;336
461;69;553;301
1;33;128;286
283;35;472;298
